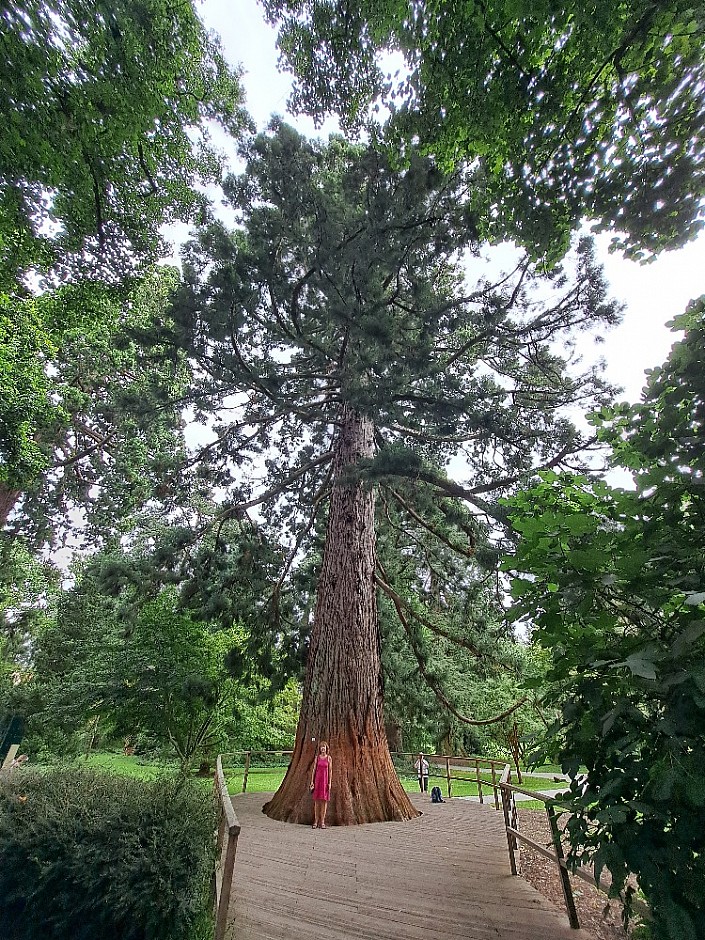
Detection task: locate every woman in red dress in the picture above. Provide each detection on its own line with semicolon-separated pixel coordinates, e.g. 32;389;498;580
309;741;332;828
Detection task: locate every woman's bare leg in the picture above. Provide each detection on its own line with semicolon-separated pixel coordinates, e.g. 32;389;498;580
320;801;327;828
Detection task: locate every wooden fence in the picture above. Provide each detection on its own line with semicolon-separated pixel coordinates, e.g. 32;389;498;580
497;764;650;930
213;755;241;940
391;751;507;807
220;749;508;803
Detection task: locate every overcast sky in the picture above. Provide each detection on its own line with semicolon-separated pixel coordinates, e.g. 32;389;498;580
195;0;704;405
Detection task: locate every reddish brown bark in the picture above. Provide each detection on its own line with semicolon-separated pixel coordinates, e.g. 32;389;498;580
0;483;21;529
264;406;418;826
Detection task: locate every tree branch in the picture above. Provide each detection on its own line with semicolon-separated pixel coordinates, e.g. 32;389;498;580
386;486;475;559
377;568;527;724
216;451;334;519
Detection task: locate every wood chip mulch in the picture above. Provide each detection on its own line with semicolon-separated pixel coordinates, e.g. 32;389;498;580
516;809;633;940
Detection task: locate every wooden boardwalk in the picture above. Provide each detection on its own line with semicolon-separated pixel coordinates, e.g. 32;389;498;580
226;792;594;940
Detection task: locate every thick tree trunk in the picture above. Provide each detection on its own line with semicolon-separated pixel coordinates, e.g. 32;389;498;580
264;406;418;826
0;483;21;529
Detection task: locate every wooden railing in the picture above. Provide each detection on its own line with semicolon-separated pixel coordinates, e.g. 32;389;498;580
498;764;580;928
214;748;647;933
220;749;294;793
221;750;509;802
497;764;649;930
391;751;508;808
213;755;241;940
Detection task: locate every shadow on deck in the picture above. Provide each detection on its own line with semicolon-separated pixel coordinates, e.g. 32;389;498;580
226;792;594;940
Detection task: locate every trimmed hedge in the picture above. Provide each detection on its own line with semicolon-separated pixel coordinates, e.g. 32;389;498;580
0;768;215;940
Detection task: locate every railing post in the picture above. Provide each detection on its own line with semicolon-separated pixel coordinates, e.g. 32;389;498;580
445;756;451;798
215;826;239;940
546;803;580;930
475;758;483;804
491;762;499;811
242;750;251;793
509;776;519;852
500;775;518;876
214;755;241;940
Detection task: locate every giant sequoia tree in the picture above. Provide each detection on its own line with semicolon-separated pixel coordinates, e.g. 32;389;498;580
173;122;619;825
263;0;705;259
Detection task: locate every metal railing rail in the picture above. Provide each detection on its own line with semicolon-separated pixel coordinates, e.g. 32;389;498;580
213;755;241;940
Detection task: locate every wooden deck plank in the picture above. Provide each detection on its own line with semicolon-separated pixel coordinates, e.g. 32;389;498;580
224;792;594;940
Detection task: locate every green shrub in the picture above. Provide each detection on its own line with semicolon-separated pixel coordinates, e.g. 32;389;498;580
0;768;216;940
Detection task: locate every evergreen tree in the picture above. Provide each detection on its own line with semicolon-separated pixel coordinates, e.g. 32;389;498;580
171;122;619;824
376;493;539;762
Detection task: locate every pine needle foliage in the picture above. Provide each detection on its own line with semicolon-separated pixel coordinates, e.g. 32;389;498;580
170;121;620;724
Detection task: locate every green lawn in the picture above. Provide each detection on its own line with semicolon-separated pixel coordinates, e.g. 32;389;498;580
82;752;174;779
520;761;587;775
32;753;569;808
225;768;287;793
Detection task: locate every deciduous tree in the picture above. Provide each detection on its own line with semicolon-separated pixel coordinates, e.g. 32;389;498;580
262;0;705;259
1;268;191;540
27;511;291;766
0;0;248;292
505;297;705;938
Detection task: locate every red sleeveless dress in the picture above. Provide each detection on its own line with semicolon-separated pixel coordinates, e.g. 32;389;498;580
312;755;330;800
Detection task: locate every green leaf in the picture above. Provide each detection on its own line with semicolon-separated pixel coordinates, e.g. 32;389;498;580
622;652;658;681
649;766;676;801
671;621;705;657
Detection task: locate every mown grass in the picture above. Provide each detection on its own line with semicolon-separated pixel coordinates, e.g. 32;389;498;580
32;753;570;810
82;752;172;779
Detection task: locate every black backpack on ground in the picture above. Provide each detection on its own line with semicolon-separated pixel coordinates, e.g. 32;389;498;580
430;786;444;803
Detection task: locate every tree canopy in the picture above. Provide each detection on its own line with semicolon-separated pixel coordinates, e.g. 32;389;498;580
1;0;250;538
1;268;192;540
175;121;618;533
263;0;705;259
15;507;297;765
0;0;249;292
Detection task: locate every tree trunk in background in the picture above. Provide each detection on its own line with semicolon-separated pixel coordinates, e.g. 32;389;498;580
264;406;418;826
0;483;20;529
385;718;403;754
